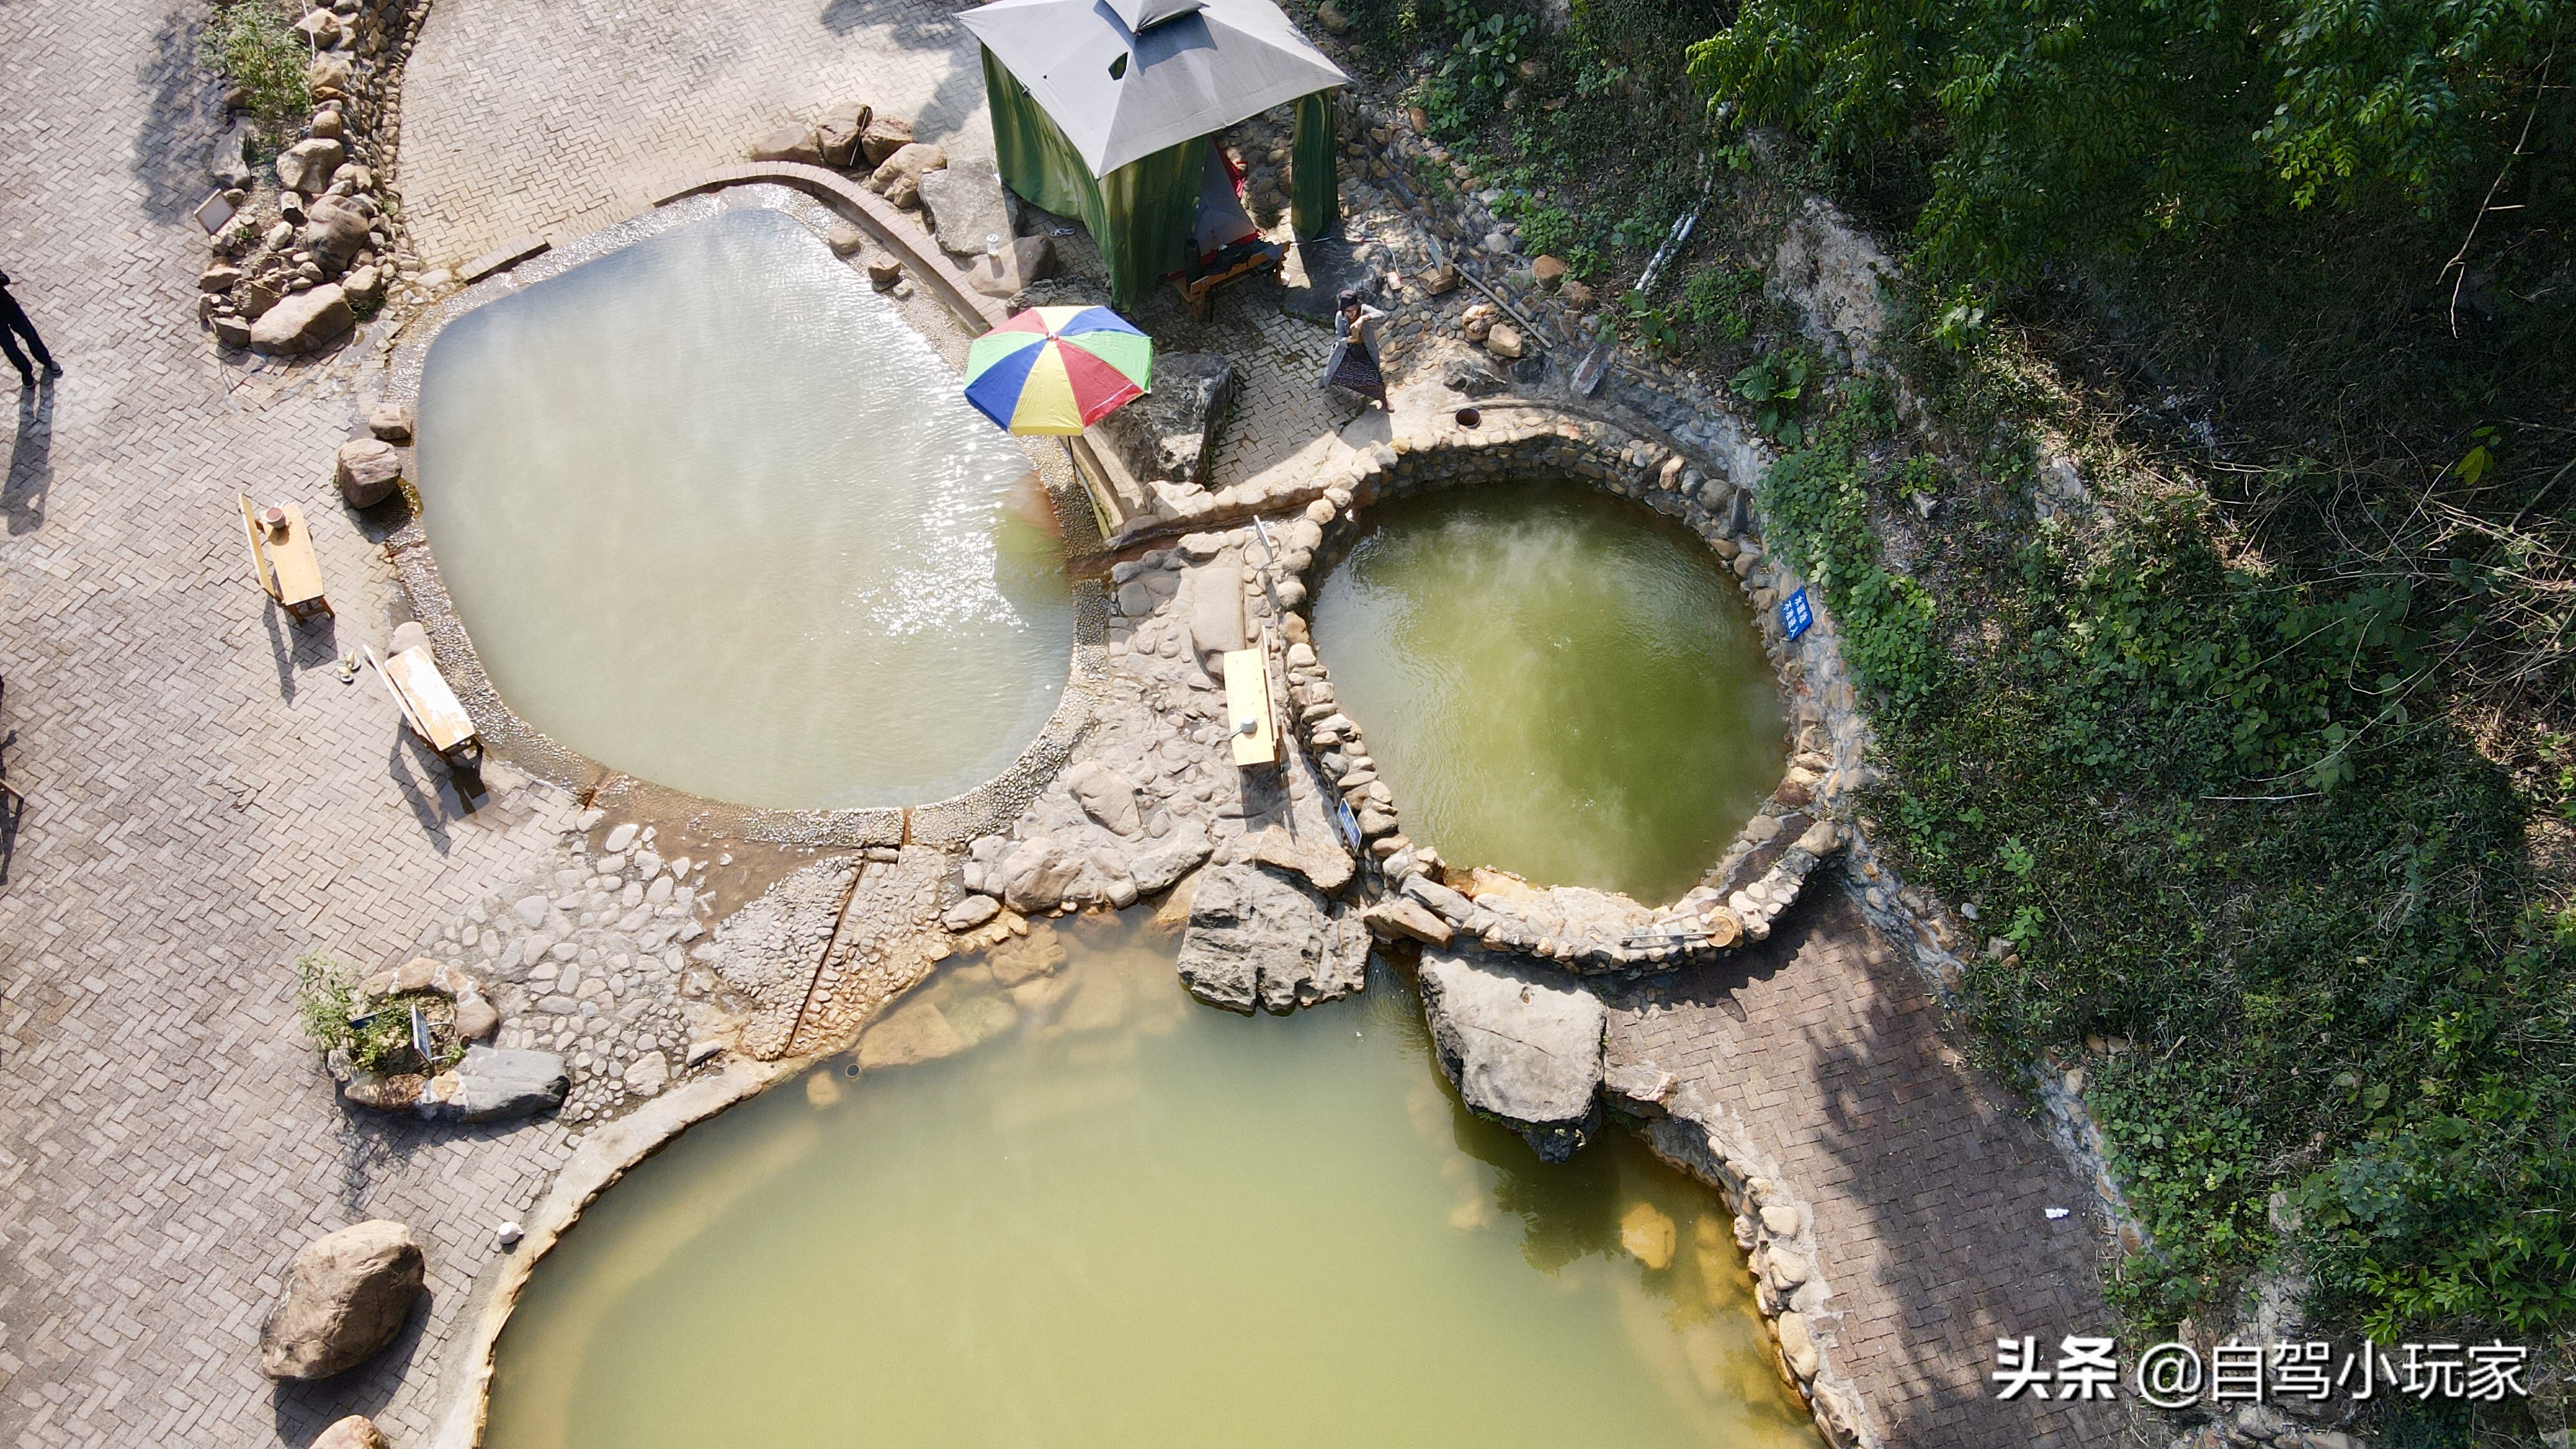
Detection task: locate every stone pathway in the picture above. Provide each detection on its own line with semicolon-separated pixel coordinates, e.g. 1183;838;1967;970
0;3;596;1442
397;0;998;274
1613;888;2130;1448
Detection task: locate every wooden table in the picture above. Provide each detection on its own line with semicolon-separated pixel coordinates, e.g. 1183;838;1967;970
238;495;330;621
1222;647;1278;768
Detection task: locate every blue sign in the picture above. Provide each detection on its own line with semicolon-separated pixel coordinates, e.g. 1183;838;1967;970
1781;587;1814;641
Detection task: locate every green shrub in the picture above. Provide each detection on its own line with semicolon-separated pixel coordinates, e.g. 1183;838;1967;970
292;952;462;1075
1757;378;2576;1345
200;0;312;139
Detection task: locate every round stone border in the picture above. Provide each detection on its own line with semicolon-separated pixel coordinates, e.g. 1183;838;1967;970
1246;399;1877;972
365;182;1113;856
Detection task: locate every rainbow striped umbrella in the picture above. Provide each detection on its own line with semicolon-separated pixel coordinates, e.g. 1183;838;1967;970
963;305;1153;435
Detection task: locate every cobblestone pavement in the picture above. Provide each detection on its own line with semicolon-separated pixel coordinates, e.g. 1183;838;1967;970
398;0;998;274
0;3;603;1445
1614;886;2132;1449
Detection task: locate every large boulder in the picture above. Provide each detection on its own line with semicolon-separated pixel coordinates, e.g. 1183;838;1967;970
1101;352;1232;487
275;137;346;193
208;115;258;189
335;438;402;507
916;162;1014;258
999;835;1081;913
817;101;873;167
1175;863;1368;1014
249;284;352;355
258;1220;426;1379
858;113;914;167
1126;828;1211;896
1417;947;1605;1160
300;196;374;269
866;142;945;207
748;124;822;166
1063;760;1141;837
415;1046;567;1122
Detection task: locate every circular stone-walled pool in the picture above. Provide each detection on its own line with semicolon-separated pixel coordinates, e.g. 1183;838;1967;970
1312;479;1786;903
413;207;1072;810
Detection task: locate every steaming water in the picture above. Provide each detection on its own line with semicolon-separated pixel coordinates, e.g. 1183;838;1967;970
1311;481;1786;903
483;910;1821;1449
414;207;1070;809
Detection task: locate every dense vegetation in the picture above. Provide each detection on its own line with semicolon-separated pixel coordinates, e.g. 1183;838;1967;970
198;0;310;140
1316;0;2576;1425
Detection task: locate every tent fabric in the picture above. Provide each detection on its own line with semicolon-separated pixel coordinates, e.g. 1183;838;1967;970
1194;144;1258;255
1106;0;1204;28
1291;90;1336;240
982;45;1207;307
960;0;1348;178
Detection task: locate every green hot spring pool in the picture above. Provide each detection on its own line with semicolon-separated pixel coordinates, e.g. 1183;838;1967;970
1311;480;1787;903
413;207;1072;810
482;911;1821;1448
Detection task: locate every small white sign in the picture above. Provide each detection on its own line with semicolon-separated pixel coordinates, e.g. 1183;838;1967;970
193;189;236;236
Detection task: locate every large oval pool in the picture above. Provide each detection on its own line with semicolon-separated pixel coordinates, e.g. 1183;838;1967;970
1312;480;1786;903
414;207;1072;810
483;911;1821;1448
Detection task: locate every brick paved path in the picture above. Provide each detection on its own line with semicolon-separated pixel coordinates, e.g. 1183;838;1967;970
0;5;591;1444
399;0;998;274
1615;887;2132;1448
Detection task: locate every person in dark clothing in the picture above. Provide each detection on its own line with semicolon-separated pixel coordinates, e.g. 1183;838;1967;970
1;270;62;389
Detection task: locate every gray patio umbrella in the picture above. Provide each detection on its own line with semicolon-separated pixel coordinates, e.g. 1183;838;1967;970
960;0;1348;179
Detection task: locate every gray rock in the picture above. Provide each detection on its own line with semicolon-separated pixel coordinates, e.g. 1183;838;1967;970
602;822;639;853
1063;760;1142;836
916;162;1014;259
1100;352;1233;486
1439;352;1508;397
1175;863;1369;1014
942;894;1001;931
622;1050;669;1096
213;315;253;349
1401;873;1476;925
1186;562;1245;659
275;137;346;194
1250;824;1352;895
824;220;867;257
257;1220;426;1379
1127;829;1212;896
1000;835;1080;913
368;402;413;443
417;1046;568;1122
208;116;258;189
300;196;372;267
334;438;402;508
1417;947;1605;1160
249;283;352;355
1361;894;1451;946
341;264;384;308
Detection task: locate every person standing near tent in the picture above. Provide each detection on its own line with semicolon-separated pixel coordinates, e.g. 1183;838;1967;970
1321;288;1386;408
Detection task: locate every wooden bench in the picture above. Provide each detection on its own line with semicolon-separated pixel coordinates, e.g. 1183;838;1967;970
1221;648;1278;769
238;494;330;621
366;643;481;765
1176;243;1282;321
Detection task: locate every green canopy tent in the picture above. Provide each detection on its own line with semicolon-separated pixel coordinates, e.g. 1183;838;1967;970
960;0;1350;308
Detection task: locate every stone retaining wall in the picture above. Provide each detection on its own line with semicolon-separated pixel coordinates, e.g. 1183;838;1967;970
1255;404;1876;969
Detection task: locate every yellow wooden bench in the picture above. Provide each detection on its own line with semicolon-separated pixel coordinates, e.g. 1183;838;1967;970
1222;647;1278;768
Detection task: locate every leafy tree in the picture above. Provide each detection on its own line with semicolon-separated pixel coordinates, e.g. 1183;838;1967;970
1688;0;2570;279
